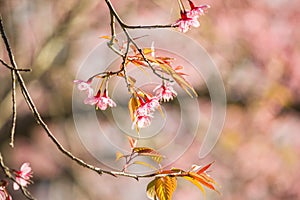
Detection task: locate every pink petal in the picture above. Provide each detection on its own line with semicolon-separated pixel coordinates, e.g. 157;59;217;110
13;182;20;191
20;163;31;175
84;96;98;105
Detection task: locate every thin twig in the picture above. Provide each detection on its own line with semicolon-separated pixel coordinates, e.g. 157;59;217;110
0;59;32;71
104;0;173;82
0;15;158;182
0;16;18;148
9;69;16;148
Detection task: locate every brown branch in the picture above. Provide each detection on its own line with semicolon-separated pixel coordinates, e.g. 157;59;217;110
0;59;32;71
0;14;160;184
104;0;177;30
104;0;173;82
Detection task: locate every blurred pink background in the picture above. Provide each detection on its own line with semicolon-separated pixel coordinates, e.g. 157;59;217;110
0;0;299;199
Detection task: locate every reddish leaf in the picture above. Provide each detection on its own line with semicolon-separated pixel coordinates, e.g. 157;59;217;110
183;176;206;197
195;161;214;175
133;147;164;163
188;171;218;192
128;137;137;149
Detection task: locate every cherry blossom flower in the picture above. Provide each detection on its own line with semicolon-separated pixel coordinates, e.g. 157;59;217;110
84;90;116;110
13;163;33;191
74;79;94;97
0;181;12;200
132;95;160;129
174;11;200;33
132;115;153;129
154;82;177;102
187;0;210;18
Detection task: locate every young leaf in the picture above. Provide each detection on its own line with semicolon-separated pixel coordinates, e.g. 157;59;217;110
133;147;157;154
146;179;157;200
115;152;124;161
133;147;164;163
139;153;164;164
128;96;139;121
155;176;177;200
193;161;215;175
183;176;206;198
128;137;137;149
188;171;218;192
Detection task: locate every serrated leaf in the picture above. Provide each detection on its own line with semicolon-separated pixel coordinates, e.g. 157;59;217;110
133;161;157;170
183;176;206;198
133;147;156;154
155;176;177;200
139;153;164;163
146;179;157;200
133;147;164;163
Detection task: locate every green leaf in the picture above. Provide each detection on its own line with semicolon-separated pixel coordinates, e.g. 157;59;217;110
146;179;157;200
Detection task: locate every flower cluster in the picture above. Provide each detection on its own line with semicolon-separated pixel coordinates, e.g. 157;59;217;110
131;83;177;130
74;79;116;110
0;163;33;200
132;94;160;129
13;162;33;191
175;0;210;33
75;75;177;130
154;82;178;102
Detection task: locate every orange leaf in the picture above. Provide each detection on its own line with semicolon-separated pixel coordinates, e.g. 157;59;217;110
133;147;164;163
128;96;139;121
188;171;219;193
196;161;214;175
155;176;177;200
183;176;206;198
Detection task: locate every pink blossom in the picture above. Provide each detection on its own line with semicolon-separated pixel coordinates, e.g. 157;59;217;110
132;115;152;129
175;12;200;33
0;187;11;200
187;0;210;18
74;79;94;97
0;190;5;200
13;163;33;190
84;91;116;110
154;83;177;102
132;96;160;129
